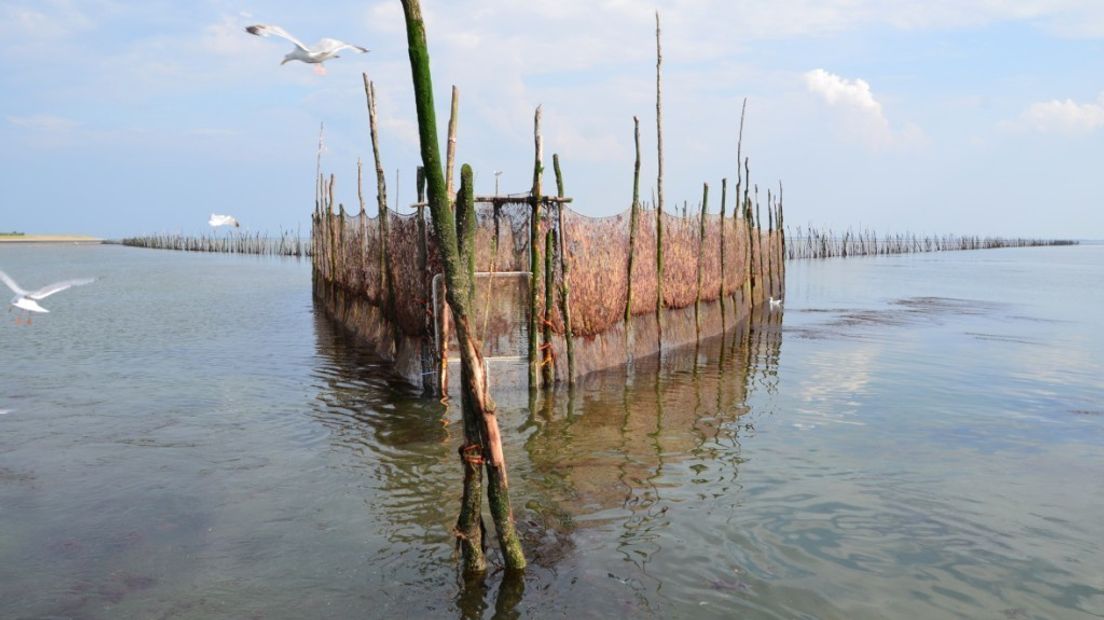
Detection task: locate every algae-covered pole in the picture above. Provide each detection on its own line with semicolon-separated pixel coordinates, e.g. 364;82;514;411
655;11;665;351
625;116;642;325
399;0;525;572
528;106;544;390
694;182;709;341
453;165;485;574
543;228;555;386
553;153;576;385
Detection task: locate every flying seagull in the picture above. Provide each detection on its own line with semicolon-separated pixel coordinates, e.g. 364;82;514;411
245;24;368;75
1;269;94;323
209;214;240;228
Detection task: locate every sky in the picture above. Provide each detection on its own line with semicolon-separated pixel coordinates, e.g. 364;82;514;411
1;0;1102;239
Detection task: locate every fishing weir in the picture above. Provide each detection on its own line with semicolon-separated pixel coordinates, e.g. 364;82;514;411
311;178;784;396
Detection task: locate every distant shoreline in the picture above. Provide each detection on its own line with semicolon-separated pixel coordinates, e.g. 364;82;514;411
0;235;103;244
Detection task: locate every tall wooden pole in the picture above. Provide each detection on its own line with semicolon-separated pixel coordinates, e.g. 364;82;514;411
364;74;393;318
625;116;641;325
552;154;576;385
543;228;555;386
528;106;543;390
719;177;727;329
399;0;525;572
655;11;665;351
694;183;708;341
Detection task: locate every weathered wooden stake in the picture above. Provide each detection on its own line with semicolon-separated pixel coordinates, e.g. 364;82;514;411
625;116;641;325
528;106;544;390
694;182;709;341
552;153;576;385
416;166;435;395
719;177;728;329
655;11;665;351
363;74;393;318
543;228;555;386
445;85;459;200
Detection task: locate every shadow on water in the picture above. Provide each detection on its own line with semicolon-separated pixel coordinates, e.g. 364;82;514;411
309;297;785;618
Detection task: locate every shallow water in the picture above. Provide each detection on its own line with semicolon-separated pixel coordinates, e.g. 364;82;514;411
1;243;1102;619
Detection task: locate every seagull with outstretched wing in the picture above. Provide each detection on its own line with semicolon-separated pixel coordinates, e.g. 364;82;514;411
245;24;368;74
0;269;95;324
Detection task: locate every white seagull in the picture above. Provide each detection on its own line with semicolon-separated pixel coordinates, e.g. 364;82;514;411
769;296;783;310
245;24;368;75
209;214;240;228
1;269;95;323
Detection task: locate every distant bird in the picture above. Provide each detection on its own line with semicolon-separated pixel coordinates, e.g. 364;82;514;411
209;214;240;228
245;24;368;75
769;296;783;310
1;269;95;323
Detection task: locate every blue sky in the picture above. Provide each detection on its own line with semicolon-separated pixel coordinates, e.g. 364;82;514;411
1;0;1102;239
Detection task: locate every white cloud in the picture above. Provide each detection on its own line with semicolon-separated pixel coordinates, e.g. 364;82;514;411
1019;93;1104;134
7;114;79;132
803;68;923;148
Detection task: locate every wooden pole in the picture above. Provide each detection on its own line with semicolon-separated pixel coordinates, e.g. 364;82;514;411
655;11;665;351
778;180;785;297
528;106;543;390
416;166;434;396
743;159;754;303
399;0;525;572
695;182;708;341
363;74;393;317
543;227;555;386
719;177;727;329
445;85;459;200
766;188;774;300
625;116;641;325
454;165;485;574
552;153;576;385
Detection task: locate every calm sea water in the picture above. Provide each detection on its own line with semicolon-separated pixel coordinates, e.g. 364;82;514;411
1;243;1102;619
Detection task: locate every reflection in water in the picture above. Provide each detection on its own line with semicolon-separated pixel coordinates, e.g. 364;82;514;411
310;298;784;617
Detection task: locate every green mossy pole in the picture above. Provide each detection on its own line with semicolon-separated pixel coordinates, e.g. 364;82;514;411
528;106;543;391
454;165;486;574
552;153;576;385
625;116;641;325
695;182;709;341
543;227;555;386
399;0;525;573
